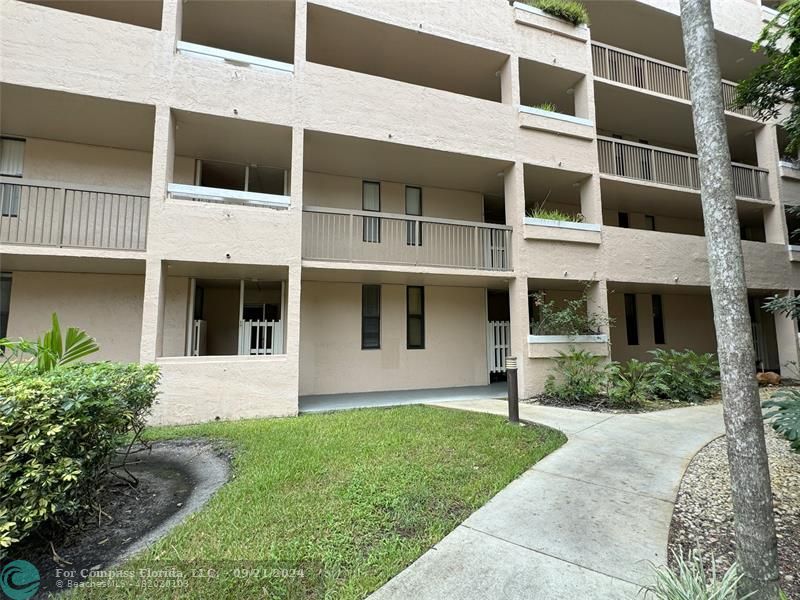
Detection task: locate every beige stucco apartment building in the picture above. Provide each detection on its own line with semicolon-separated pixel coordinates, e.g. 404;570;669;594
1;0;798;423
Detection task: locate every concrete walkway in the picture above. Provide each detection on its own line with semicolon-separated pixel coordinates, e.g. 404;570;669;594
369;399;726;600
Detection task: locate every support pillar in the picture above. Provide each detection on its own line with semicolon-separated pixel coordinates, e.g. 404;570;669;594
500;54;520;107
755;125;789;245
580;175;603;225
140;258;166;362
773;291;800;376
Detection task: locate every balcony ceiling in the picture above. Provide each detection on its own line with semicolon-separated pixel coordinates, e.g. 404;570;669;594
23;0;162;30
181;0;295;64
303;130;512;196
306;4;507;102
1;84;155;151
524;164;588;208
584;0;766;82
165;260;288;281
173;110;292;168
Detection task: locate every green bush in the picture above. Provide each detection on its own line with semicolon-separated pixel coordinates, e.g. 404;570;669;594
608;359;654;407
521;0;590;26
0;362;159;549
544;348;609;404
648;349;720;403
526;205;584;223
529;288;608;336
764;388;800;452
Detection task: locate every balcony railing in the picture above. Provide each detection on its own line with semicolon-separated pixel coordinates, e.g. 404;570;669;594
597;137;770;201
0;177;149;250
591;42;755;118
302;207;512;271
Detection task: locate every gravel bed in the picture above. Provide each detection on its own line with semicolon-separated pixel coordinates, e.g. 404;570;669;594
669;410;800;597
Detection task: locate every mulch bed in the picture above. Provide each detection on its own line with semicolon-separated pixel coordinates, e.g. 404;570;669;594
668;423;800;597
3;442;212;597
526;394;719;413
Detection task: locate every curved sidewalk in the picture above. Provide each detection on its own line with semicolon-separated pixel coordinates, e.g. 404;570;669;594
369;399;726;600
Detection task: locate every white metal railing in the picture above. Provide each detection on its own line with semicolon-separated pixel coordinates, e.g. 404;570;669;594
597;137;770;200
168;183;290;209
488;321;510;373
590;42;755;118
238;320;284;355
302;207;512;271
0;177;148;250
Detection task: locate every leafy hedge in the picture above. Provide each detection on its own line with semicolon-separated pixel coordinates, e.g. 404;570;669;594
0;363;159;549
764;388;800;453
520;0;590;26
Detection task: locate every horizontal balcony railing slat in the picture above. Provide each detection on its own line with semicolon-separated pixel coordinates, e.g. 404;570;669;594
0;178;148;250
302;207;512;271
591;42;755;118
597;137;769;200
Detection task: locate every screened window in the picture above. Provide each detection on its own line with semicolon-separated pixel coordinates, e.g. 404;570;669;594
652;294;665;344
0;138;24;217
362;181;381;243
624;293;639;346
362;285;381;349
0;273;11;339
407;286;425;349
405;186;422;246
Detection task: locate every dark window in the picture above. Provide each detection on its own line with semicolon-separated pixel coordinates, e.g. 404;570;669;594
362;181;381;243
407;286;425;349
618;212;630;228
405;186;422;246
624;293;639;345
645;215;656;231
0;273;11;339
362;285;381;349
652;294;665;344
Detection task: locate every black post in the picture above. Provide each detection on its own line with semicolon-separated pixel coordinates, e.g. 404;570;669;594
506;356;519;423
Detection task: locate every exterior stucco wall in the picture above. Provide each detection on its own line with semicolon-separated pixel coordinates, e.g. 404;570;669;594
5;271;144;362
299;280;488;395
152;355;297;424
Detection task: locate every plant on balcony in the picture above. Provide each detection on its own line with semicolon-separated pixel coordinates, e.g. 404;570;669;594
519;0;590;26
526;206;584;223
531;102;558;112
529;288;606;335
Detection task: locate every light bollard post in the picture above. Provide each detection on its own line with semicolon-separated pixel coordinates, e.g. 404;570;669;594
506;356;519;423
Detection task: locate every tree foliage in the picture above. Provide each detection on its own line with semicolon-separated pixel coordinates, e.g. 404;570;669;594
735;0;800;153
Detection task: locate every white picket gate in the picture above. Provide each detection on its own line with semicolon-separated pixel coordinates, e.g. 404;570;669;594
487;320;511;373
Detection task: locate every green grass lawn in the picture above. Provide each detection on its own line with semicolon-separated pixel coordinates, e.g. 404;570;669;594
78;405;565;599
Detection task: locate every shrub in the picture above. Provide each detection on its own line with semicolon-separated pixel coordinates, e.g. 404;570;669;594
526;205;584;223
521;0;590;26
608;359;654;407
648;349;720;403
763;388;800;452
532;102;558;112
643;550;746;600
544;348;609;404
530;288;608;336
0;362;159;549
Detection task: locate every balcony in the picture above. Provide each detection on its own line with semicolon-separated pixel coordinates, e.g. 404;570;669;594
590;42;754;119
302;207;512;271
597;136;769;201
0;178;148;251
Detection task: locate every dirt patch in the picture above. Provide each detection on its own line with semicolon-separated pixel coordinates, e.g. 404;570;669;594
668;425;800;597
4;439;230;597
525;395;720;413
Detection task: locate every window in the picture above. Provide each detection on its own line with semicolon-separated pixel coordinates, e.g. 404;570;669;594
644;215;656;231
405;186;422;246
618;212;629;228
362;285;381;349
407;286;425;349
0;138;24;217
0;273;11;339
624;293;639;345
652;294;665;344
362;181;381;243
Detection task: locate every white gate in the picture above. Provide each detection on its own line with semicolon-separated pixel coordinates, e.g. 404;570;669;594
238;320;284;355
487;320;511;373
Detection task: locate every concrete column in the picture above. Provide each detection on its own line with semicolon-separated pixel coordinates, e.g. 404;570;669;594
285;126;304;411
773;291;800;375
140;258;166;362
573;74;594;121
755;124;789;244
160;0;182;51
148;104;176;208
293;0;307;75
587;279;611;337
504;161;529;396
500;55;520;107
580;175;603;225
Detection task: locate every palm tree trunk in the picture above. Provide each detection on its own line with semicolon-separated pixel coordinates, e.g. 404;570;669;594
679;1;780;597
